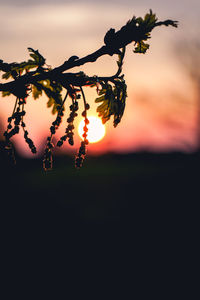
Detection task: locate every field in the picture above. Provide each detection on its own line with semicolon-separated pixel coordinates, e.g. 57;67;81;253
1;146;199;228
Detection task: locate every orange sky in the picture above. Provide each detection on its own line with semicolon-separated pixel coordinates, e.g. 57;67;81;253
0;0;200;157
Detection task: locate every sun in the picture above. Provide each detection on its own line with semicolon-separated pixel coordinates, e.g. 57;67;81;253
78;116;106;143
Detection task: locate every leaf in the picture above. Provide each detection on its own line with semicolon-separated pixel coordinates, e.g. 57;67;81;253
47;98;54;108
46;97;61;114
2;91;11;97
42;81;63;114
1;59;40;80
25;60;38;70
95;79;127;127
28;48;46;67
143;9;157;29
32;84;43;100
30;79;63;113
2;71;12;80
52;103;59;115
116;47;126;74
95;95;106;103
134;40;150;54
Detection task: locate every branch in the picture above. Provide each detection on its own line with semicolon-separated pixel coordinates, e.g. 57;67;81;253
0;46;109;95
52;46;107;74
0;10;178;170
0;10;177;96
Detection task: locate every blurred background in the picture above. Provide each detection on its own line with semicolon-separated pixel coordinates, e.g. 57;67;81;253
0;0;199;227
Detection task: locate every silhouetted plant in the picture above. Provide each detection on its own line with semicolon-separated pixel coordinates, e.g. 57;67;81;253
0;10;177;169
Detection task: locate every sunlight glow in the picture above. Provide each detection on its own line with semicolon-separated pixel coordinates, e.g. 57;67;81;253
78;116;106;143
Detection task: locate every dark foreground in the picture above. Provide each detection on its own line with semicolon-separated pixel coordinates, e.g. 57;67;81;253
1;149;198;297
1;147;199;226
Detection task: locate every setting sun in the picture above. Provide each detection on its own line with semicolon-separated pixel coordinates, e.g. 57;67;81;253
78;116;106;143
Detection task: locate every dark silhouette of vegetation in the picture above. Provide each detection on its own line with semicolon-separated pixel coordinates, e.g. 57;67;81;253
0;10;177;170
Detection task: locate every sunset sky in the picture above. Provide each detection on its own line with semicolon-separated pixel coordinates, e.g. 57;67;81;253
0;0;200;156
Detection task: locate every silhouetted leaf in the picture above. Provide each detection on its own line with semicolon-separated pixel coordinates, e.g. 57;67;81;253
32;83;43;100
2;71;12;80
2;91;11;97
95;79;127;127
28;48;46;67
116;47;126;73
134;40;150;53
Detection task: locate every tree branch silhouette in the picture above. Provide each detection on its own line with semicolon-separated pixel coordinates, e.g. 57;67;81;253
0;10;178;169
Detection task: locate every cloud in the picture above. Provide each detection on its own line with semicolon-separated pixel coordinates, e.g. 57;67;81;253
0;0;134;7
0;2;133;43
